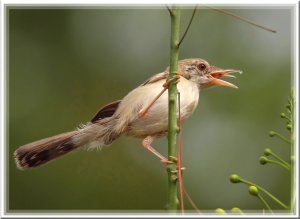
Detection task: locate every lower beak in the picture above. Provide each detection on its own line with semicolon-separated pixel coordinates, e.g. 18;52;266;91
209;78;238;89
208;69;242;89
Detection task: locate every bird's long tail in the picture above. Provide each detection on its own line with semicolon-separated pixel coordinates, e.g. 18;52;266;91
14;121;119;170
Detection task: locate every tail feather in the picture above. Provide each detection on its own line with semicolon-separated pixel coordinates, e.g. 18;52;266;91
14;119;121;170
14;131;79;170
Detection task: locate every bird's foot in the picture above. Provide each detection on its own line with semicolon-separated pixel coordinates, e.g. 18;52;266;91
160;155;177;164
161;156;186;171
163;73;180;88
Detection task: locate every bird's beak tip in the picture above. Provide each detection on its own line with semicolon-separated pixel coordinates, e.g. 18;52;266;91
208;68;241;89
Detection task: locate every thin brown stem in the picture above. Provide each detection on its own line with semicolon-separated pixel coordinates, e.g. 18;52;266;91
183;186;201;213
177;92;184;213
166;5;173;16
207;6;277;33
178;5;198;47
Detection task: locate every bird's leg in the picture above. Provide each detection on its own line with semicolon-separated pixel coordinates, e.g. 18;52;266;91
138;73;180;118
138;86;168;118
142;136;173;164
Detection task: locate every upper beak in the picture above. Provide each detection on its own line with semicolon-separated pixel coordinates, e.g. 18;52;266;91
208;68;242;89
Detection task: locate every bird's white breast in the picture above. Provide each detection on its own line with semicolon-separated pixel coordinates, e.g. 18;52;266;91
119;76;199;138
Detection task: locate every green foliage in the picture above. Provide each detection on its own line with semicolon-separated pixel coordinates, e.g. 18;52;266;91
228;91;295;213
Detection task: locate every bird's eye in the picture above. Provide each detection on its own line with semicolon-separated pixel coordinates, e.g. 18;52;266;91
198;63;207;71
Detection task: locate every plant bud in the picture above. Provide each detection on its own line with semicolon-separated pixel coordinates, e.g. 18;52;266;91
259;156;268;165
248;185;259;196
230;174;241;183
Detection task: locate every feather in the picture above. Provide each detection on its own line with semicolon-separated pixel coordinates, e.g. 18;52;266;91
141;72;169;86
91;100;121;123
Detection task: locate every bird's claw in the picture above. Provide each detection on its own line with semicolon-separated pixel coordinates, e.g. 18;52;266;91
160;156;185;171
163;74;180;88
160;159;174;165
170;167;186;173
160;155;178;164
169;155;178;163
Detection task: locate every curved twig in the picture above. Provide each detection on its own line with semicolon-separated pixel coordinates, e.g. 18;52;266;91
178;5;198;47
207;6;277;33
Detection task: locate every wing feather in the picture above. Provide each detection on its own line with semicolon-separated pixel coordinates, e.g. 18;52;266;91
91;100;121;123
140;72;169;86
91;72;168;123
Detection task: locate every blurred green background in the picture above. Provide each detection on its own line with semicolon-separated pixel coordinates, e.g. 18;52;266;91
7;6;293;213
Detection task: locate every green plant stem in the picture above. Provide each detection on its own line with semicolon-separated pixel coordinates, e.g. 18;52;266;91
281;114;291;122
257;194;273;213
272;131;291;144
240;178;289;209
269;151;291;169
289;91;295;212
266;159;290;171
167;5;181;212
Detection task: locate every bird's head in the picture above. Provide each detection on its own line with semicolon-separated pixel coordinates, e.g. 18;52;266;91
178;58;242;89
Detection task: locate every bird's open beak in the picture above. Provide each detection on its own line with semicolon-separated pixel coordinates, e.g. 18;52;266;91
208;68;242;89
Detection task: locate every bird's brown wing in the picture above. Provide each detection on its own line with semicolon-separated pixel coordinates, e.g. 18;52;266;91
140;72;169;86
91;72;168;123
91;100;121;123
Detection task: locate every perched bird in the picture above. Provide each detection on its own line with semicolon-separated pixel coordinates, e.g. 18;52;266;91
14;58;241;170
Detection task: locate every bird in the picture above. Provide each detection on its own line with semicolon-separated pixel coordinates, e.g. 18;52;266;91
14;58;241;170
